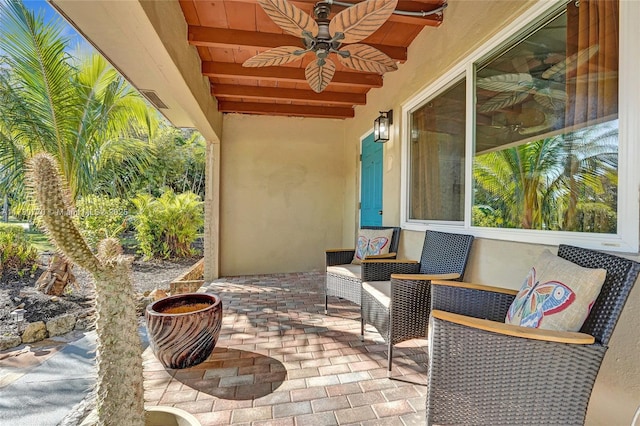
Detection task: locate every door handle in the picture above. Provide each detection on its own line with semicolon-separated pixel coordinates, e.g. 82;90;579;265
378;210;383;215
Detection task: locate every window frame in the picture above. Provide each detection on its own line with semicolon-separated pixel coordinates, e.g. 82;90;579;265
400;0;640;253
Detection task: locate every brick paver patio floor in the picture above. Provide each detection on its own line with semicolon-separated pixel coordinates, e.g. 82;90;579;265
143;271;429;425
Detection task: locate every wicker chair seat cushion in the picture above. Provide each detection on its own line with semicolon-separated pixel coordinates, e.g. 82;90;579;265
327;264;362;279
506;249;606;332
352;228;394;264
362;281;391;307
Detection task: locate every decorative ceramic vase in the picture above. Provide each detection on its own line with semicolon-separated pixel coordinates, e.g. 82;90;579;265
145;406;201;426
145;293;222;369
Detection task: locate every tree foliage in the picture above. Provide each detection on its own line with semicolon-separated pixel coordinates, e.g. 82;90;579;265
473;122;618;232
132;190;203;259
0;0;158;201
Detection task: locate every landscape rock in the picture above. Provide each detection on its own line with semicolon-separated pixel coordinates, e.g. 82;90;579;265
22;321;47;343
46;314;76;336
135;295;153;316
75;314;95;331
0;334;22;351
149;288;168;301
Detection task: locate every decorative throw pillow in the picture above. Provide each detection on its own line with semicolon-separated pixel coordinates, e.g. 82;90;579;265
505;249;606;332
351;228;394;265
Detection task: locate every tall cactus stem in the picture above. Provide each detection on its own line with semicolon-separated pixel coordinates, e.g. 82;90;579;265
27;153;145;426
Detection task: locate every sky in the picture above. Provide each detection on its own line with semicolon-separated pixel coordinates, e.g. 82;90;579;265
20;0;91;53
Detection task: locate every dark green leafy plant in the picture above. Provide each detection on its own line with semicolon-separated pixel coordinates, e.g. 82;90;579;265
132;190;203;259
76;195;129;249
0;223;39;276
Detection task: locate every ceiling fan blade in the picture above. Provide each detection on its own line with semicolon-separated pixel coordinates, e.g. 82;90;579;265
337;44;397;74
329;0;398;44
533;87;567;110
305;58;336;93
476;73;534;93
477;91;530;113
257;0;318;38
541;44;599;80
243;46;305;68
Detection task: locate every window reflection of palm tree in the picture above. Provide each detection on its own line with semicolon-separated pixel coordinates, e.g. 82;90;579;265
474;123;617;231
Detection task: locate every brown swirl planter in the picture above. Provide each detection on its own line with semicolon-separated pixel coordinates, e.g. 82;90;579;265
145;293;222;369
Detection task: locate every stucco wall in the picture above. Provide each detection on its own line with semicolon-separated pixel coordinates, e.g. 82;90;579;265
219;114;346;276
341;0;639;424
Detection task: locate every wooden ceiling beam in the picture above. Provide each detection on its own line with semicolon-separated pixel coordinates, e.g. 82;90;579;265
218;101;355;119
220;0;444;27
203;62;383;88
212;84;366;105
189;27;407;62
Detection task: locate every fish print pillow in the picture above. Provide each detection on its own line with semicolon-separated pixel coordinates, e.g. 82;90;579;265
351;228;394;265
505;250;606;332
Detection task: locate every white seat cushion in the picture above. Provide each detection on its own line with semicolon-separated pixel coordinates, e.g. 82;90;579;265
327;264;362;279
362;281;391;307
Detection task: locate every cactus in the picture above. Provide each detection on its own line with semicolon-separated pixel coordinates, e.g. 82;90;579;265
26;153;145;426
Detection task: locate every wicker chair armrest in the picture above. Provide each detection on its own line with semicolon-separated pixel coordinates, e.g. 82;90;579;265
431;280;519;295
326;249;355;266
392;273;460;281
365;252;397;260
430;280;517;322
361;260;420;281
432;310;595;345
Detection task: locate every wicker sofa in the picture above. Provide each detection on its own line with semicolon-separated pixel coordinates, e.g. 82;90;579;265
324;226;400;313
426;244;640;425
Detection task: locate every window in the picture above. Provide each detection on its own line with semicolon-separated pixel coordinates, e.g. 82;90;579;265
473;2;618;233
409;79;465;222
402;0;638;252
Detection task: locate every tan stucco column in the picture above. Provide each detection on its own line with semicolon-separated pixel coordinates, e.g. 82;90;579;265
204;141;220;280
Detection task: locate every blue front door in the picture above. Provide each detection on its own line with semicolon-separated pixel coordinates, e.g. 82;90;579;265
360;133;383;226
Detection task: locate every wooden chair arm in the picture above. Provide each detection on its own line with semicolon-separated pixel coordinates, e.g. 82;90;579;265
392;273;460;281
362;259;419;264
365;252;397;259
431;310;595;345
325;248;355;253
431;280;519;296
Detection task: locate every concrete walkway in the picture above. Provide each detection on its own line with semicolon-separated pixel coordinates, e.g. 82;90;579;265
0;331;97;426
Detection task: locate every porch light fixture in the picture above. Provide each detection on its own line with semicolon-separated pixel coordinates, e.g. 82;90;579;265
374;110;393;143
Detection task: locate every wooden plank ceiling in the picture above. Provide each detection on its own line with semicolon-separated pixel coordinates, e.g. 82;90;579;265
179;0;446;119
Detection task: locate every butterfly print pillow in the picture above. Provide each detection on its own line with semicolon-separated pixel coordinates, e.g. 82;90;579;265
351;228;394;265
505;250;606;332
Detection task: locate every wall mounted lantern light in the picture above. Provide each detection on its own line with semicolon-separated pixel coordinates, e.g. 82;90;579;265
374;110;393;143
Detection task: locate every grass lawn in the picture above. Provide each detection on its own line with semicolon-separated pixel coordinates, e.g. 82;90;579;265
1;218;55;252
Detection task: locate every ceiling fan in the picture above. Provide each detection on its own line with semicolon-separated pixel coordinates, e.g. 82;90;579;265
479;108;559;140
476;44;600;114
243;0;403;93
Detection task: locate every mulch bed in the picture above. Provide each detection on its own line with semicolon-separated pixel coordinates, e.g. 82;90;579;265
0;255;201;340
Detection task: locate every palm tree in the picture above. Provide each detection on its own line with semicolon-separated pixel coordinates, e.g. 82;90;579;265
0;0;157;201
0;0;158;294
473;122;618;231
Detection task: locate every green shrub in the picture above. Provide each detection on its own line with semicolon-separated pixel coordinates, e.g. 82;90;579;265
472;205;505;228
76;195;129;249
132;190;203;259
0;223;39;276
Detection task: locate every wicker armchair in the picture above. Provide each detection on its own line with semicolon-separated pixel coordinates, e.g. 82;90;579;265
325;226;400;313
426;244;640;425
360;230;474;370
